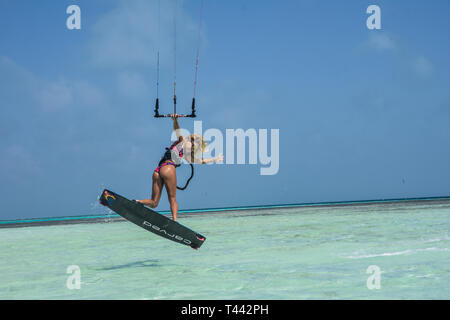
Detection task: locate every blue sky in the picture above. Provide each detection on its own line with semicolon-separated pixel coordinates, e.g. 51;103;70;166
1;0;449;220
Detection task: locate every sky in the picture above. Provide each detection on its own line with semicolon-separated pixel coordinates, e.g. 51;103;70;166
0;0;449;220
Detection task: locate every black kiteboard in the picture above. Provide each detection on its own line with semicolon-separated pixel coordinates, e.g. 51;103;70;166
99;189;206;250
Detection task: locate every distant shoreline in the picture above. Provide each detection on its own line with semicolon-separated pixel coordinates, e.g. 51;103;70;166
1;196;449;229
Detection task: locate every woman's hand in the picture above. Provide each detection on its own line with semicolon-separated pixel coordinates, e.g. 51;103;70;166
215;153;224;163
170;114;182;137
200;153;223;164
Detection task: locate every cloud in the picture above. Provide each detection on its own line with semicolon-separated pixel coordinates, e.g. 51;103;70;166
116;71;149;100
411;55;434;78
201;80;274;129
361;33;435;80
73;81;108;108
0;144;43;184
0;56;107;114
89;0;200;71
366;33;397;52
0;56;114;188
36;80;74;111
0;56;37;107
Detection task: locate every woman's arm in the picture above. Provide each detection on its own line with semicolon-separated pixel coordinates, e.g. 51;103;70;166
171;114;183;140
196;153;224;165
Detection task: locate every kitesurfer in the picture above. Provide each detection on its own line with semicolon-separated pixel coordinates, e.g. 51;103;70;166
137;114;223;221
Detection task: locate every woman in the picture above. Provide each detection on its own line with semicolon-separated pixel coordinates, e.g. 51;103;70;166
137;114;223;221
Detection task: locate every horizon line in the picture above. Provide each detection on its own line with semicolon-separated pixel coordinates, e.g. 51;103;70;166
1;195;450;226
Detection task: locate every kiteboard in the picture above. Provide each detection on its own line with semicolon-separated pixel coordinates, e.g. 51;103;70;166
99;189;206;250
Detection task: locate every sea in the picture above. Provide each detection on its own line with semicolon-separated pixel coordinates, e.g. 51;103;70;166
0;199;449;299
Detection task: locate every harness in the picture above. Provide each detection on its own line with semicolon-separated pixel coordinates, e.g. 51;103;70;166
158;142;183;167
157;140;195;191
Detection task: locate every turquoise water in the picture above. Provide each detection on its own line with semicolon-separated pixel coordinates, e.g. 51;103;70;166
0;201;449;299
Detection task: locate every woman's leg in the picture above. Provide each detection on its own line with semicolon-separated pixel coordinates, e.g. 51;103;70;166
137;171;163;208
159;165;178;221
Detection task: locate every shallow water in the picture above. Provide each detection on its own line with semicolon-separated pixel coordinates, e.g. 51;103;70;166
0;202;449;299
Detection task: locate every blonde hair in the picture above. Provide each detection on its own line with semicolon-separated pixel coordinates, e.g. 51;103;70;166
186;134;207;154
